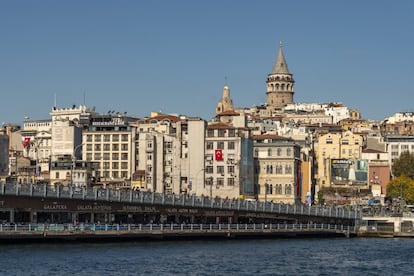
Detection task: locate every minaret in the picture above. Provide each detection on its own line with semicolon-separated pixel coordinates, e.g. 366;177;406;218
215;85;234;114
266;41;295;109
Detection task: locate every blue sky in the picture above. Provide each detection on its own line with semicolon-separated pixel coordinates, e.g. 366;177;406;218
1;0;413;125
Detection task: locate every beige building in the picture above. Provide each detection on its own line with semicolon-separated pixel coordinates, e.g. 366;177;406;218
204;122;254;199
21;119;52;182
134;113;206;195
253;134;301;204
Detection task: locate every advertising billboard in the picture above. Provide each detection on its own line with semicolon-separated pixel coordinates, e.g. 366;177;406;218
330;159;368;186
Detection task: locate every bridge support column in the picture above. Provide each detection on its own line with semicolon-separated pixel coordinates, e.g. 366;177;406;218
31;211;37;223
9;208;15;223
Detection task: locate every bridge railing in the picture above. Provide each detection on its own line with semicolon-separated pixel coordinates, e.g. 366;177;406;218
0;183;362;220
0;223;356;234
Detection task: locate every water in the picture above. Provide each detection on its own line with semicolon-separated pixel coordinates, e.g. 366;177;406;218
0;238;412;275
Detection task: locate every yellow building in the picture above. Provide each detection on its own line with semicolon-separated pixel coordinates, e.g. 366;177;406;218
315;131;365;196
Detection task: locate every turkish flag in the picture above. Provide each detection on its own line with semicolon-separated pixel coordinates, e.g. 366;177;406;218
23;137;31;148
215;149;223;161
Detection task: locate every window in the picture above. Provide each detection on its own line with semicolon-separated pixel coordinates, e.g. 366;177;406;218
228;129;235;137
267;148;272;156
217;141;225;149
112;162;119;169
285;184;292;195
276;164;283;174
121;162;128;169
228;141;235;150
94;153;102;160
285;164;292;174
227;165;235;174
217;166;224;174
94;135;101;142
206;142;214;150
266;165;273;174
103;153;110;160
276;184;283;194
207;129;214;137
326;138;333;144
86;135;92;142
94;144;101;151
112;144;119;151
205;177;213;186
112;153;119;160
277;148;282;156
103;144;110;151
121;134;128;142
287;148;291;156
218;129;225;137
104;135;110;142
342;139;349;145
121;144;128;151
227;178;234;186
86;144;92;151
206;166;213;174
121;153;128;160
217;178;224;186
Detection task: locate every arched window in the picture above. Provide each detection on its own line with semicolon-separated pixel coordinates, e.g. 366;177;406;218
276;164;283;174
287;148;291;156
285;184;292;195
267;148;272;156
285;164;292;174
269;184;273;194
276;184;283;194
277;148;282;156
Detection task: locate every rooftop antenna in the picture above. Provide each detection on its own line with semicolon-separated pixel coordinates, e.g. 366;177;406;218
54;93;57;108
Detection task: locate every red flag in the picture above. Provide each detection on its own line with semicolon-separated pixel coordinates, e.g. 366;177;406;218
215;149;223;161
23;137;31;148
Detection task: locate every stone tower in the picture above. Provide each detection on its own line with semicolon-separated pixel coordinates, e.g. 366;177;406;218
266;41;295;109
216;85;235;114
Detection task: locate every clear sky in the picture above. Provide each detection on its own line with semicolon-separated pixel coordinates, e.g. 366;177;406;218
1;0;413;125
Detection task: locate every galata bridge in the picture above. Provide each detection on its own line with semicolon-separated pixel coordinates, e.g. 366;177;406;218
0;183;361;242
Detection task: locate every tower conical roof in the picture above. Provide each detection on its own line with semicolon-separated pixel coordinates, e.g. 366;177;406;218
271;41;290;74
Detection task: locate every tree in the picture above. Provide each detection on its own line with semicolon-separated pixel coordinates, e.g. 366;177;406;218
386;175;414;203
392;151;414;179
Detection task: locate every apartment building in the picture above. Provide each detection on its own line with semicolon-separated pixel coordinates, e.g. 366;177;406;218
253;134;301;204
315;131;365;192
204;122;254;199
134;113;206;195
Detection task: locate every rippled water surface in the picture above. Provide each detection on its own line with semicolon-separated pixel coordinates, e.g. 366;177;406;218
0;238;413;275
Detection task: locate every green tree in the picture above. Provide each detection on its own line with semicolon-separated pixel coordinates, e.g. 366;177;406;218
386;175;414;203
392;151;414;179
